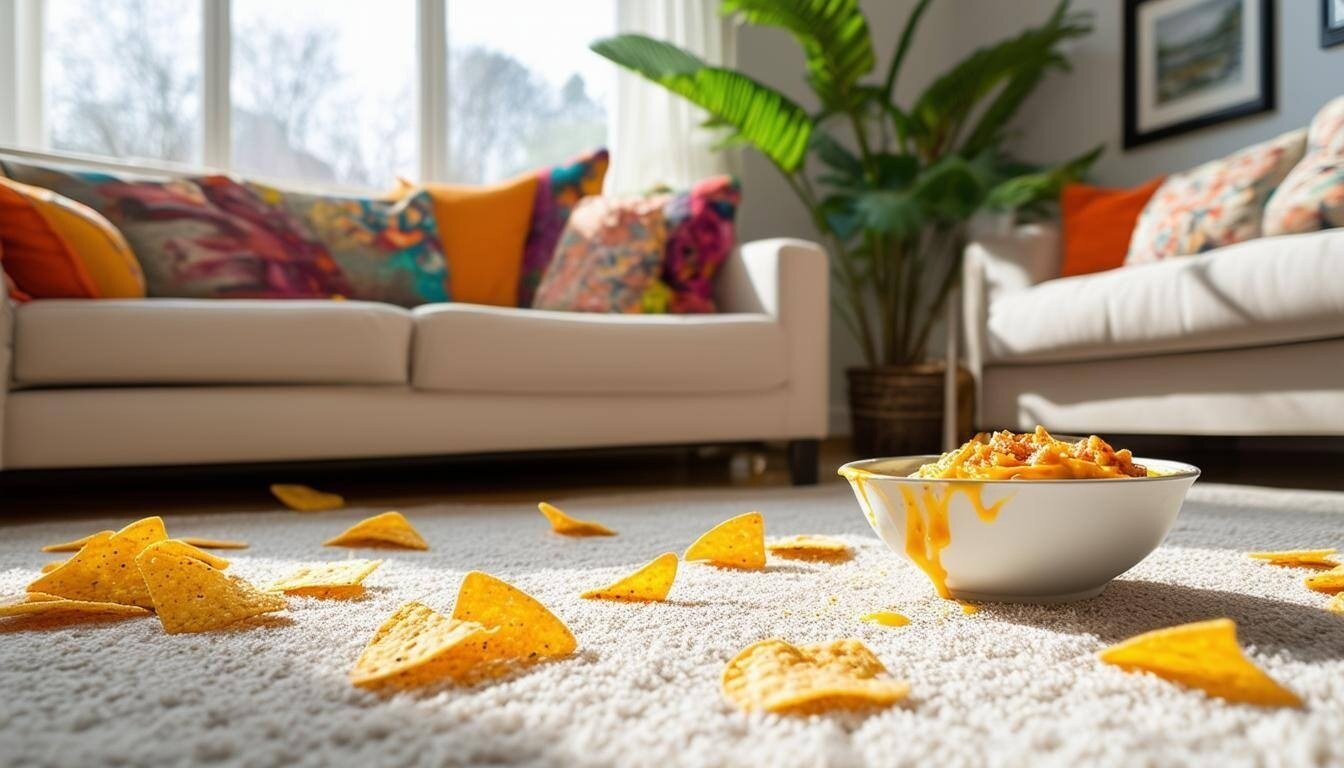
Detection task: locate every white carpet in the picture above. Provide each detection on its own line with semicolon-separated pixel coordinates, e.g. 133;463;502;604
2;482;1343;768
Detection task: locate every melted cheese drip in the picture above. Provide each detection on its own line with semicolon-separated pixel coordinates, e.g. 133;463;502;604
862;610;910;627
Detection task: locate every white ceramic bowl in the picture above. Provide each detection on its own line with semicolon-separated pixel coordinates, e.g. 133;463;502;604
839;456;1200;603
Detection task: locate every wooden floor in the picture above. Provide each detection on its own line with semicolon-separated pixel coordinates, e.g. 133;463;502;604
1;437;1340;523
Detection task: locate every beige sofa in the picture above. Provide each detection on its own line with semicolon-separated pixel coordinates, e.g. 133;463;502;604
0;239;830;483
962;224;1344;435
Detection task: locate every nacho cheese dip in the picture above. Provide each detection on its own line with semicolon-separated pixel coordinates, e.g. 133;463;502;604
914;426;1147;481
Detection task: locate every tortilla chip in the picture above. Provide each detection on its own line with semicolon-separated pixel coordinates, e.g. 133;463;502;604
1248;549;1339;568
152;539;231;570
767;535;852;562
349;601;497;687
684;512;765;570
721;638;909;714
40;560;65;574
1305;566;1344;594
537;502;615;536
581;553;678;602
27;517;168;608
0;593;149;621
451;571;576;664
1098;618;1301;707
267;560;382;598
271;483;345;512
324;512;428;550
180;537;248;550
861;611;910;627
136;540;286;634
41;534;95;553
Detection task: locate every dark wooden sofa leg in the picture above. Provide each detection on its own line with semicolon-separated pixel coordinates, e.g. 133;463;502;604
787;439;820;486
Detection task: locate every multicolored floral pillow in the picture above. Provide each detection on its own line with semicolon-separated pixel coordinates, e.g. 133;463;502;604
1125;129;1307;265
1263;97;1344;236
518;148;609;307
531;196;668;314
662;175;741;313
245;182;449;307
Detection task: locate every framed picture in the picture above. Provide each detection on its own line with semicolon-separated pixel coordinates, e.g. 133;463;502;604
1123;0;1275;148
1326;0;1344;48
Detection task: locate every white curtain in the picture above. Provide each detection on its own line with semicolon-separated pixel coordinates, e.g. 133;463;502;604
607;0;739;195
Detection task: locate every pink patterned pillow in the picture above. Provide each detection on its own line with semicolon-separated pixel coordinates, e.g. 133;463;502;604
662;175;740;314
531;196;668;314
1263;97;1344;236
1125;129;1307;265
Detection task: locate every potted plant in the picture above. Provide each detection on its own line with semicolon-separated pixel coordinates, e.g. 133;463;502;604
593;0;1100;454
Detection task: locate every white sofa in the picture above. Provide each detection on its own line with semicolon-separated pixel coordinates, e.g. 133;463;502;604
962;224;1344;435
0;239;830;483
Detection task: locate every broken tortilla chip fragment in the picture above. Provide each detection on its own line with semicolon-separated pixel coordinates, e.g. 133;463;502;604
0;592;150;622
685;512;765;570
135;540;286;634
452;571;576;664
271;483;345;512
721;638;909;714
1305;566;1344;594
268;560;382;597
151;539;231;570
581;553;678;602
350;601;497;687
180;537;248;550
324;512;428;550
26;516;168;608
537;502;615;536
1098;618;1301;707
767;535;852;562
1247;549;1339;568
40;534;95;553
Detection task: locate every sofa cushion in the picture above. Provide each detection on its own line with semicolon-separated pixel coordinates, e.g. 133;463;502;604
13;299;412;385
411;303;787;394
987;229;1344;364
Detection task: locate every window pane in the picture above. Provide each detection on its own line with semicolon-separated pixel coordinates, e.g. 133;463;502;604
231;0;417;188
43;0;202;163
446;1;613;183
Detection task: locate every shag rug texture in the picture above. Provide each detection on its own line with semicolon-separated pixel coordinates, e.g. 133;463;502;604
1;482;1342;768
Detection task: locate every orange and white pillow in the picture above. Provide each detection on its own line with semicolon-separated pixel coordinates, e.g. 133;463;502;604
1263;96;1344;236
1124;129;1307;265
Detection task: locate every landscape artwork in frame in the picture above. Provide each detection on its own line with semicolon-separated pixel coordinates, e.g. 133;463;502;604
1124;0;1275;148
1326;0;1344;49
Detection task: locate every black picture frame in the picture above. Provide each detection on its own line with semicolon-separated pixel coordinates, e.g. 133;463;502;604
1325;0;1344;49
1123;0;1276;149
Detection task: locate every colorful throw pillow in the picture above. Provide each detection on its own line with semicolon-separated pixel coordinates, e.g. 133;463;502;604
1125;129;1307;265
661;175;741;313
532;196;668;314
1058;177;1164;277
0;158;345;299
1263;97;1344;236
518;148;609;307
0;176;145;299
394;174;538;307
246;182;449;307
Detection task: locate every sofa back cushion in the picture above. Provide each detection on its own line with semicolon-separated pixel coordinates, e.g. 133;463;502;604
1263;96;1344;236
532;195;668;314
518;148;609;307
1125;129;1306;265
1059;177;1164;277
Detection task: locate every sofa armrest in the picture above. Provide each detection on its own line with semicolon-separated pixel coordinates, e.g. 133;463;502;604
716;239;829;438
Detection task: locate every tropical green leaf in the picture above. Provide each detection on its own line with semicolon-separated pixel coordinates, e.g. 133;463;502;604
882;0;935;100
722;0;875;109
809;132;865;178
984;144;1102;209
910;156;984;221
591;34;813;171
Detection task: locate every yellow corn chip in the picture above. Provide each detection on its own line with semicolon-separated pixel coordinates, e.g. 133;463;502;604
767;534;852;562
271;483;345;512
721;638;909;714
324;511;428;550
40;560;65;574
0;593;149;621
27;517;168;608
581;553;678;602
537;502;615;536
685;512;765;570
350;601;497;687
1305;566;1344;594
40;534;95;553
152;539;231;570
451;571;576;664
861;611;910;627
1327;592;1344;614
1248;549;1339;568
1098;618;1301;707
180;537;249;550
267;560;382;598
136;540;286;634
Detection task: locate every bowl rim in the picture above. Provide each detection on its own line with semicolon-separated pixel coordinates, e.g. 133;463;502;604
838;455;1201;484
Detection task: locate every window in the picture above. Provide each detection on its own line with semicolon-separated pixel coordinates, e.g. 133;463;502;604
6;0;614;186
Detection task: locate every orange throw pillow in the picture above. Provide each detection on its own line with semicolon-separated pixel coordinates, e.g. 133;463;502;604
395;174;539;307
0;176;146;299
1060;177;1165;277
